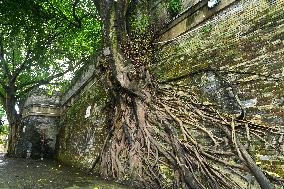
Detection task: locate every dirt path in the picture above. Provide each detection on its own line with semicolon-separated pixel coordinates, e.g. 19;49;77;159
0;153;132;189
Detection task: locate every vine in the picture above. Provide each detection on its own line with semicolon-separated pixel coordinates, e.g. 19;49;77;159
125;1;155;69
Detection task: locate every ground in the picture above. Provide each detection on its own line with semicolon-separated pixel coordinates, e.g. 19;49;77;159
0;150;132;189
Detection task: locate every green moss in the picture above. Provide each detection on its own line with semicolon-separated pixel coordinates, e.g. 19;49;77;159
58;77;108;170
201;24;213;34
0;124;8;135
129;1;150;36
130;14;150;35
168;0;182;17
159;164;175;184
153;1;284;82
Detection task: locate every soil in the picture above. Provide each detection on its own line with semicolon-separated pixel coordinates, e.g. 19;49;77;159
0;152;132;189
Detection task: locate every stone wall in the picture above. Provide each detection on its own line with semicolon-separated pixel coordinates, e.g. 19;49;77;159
16;116;59;158
149;0;238;38
56;0;284;178
61;64;96;106
16;89;61;158
150;0;201;27
153;0;284;176
154;0;284;124
57;74;108;170
158;0;238;41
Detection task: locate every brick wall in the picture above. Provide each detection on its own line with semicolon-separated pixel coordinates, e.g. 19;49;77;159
153;0;284;176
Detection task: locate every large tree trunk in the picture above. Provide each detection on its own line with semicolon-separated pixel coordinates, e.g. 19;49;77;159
93;1;160;186
5;89;20;156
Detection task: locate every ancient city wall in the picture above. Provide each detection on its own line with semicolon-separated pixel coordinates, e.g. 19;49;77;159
57;63;108;170
153;0;284;177
16;89;61;158
56;0;284;176
154;0;284;126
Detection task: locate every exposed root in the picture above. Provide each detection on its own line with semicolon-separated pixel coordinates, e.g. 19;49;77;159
92;71;283;188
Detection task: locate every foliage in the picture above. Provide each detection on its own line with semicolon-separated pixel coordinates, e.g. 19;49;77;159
130;13;150;36
0;124;8;135
168;0;182;17
0;105;5;126
0;0;102;101
125;1;154;68
0;0;102;121
0;106;8;134
61;52;100;94
201;23;213;33
0;0;102;155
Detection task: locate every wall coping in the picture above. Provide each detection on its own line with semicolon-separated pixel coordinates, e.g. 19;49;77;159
22;105;61;118
61;64;96;106
158;0;239;42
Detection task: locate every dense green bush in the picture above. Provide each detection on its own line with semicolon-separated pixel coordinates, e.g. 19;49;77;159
168;0;182;17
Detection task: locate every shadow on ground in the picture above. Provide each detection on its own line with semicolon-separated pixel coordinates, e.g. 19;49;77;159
0;153;132;189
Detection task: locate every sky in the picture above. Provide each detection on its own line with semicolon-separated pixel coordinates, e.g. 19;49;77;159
1;106;19;125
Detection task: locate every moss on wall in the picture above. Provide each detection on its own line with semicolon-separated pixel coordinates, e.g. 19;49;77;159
153;0;284;177
57;77;108;171
57;0;284;180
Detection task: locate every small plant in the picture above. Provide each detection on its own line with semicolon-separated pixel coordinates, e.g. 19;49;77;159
0;124;9;135
168;0;182;17
201;24;213;33
130;13;150;35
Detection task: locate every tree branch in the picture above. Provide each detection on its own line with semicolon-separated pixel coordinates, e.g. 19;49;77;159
0;90;5;100
2;62;12;80
11;31;63;85
92;0;101;16
18;69;70;90
72;0;81;28
10;50;32;84
0;36;12;79
0;34;4;60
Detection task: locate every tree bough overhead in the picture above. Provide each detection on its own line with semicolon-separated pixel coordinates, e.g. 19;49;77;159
90;1;284;188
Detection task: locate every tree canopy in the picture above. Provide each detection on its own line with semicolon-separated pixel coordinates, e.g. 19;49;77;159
0;0;102;105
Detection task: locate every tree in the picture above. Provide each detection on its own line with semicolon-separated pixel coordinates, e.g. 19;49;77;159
0;105;4;126
89;1;283;188
0;105;8;138
0;0;101;155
